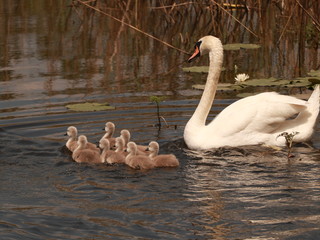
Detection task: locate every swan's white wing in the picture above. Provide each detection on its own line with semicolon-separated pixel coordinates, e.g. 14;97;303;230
209;92;308;136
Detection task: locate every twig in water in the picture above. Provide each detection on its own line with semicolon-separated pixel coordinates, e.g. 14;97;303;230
150;96;167;130
277;131;299;159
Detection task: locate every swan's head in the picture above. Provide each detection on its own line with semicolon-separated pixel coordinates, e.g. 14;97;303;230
188;35;222;63
99;138;110;150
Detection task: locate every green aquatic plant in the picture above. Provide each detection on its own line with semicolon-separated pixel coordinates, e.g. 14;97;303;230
277;131;299;159
150;96;168;129
66;102;115;112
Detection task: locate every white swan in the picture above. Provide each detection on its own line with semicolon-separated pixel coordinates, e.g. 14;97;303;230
148;141;179;167
125;142;155;170
184;35;320;150
72;135;102;163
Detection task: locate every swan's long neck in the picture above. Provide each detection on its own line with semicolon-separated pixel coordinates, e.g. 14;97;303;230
189;50;223;126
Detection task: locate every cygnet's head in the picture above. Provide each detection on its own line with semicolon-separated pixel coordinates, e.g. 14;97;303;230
104;122;115;133
120;129;131;144
126;141;137;154
77;135;88;145
148;141;159;153
99;138;110;150
115;137;124;149
67;126;77;137
188;35;222;62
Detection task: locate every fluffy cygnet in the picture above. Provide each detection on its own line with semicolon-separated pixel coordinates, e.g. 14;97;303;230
100;122;116;148
72;135;102;164
125;142;155;170
148;141;179;167
99;138;114;163
65;126;100;153
120;129;149;155
106;137;127;164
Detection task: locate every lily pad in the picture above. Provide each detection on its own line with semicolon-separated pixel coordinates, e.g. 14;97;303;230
308;78;320;85
223;43;261;51
308;69;320;78
240;78;311;87
183;66;209;73
236;92;257;98
183;66;225;73
192;83;242;91
66;102;115;112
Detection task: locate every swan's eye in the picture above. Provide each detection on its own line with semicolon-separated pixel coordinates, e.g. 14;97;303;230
195;40;202;49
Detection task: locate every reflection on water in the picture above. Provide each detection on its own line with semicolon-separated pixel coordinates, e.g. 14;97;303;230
0;1;320;239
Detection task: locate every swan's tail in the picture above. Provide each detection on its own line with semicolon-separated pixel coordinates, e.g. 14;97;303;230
293;85;320;141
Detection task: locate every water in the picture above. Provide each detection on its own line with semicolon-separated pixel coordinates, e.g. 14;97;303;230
1;1;320;239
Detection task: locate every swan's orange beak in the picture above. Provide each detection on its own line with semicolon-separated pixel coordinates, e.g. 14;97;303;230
188;46;200;63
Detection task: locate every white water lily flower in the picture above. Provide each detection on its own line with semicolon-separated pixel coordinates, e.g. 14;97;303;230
235;73;250;83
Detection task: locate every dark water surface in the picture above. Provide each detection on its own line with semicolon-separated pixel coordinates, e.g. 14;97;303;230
1;1;320;239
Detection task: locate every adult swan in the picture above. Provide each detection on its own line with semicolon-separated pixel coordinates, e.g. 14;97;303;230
184;35;320;150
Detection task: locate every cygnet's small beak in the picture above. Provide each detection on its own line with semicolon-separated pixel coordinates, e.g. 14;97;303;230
64;133;68;136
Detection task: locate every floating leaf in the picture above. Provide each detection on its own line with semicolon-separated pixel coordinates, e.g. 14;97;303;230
66;102;115;112
192;84;205;90
223;43;261;51
308;78;320;85
308;69;320;78
183;66;225;73
236;92;257;98
241;78;283;86
183;66;209;73
192;83;241;91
